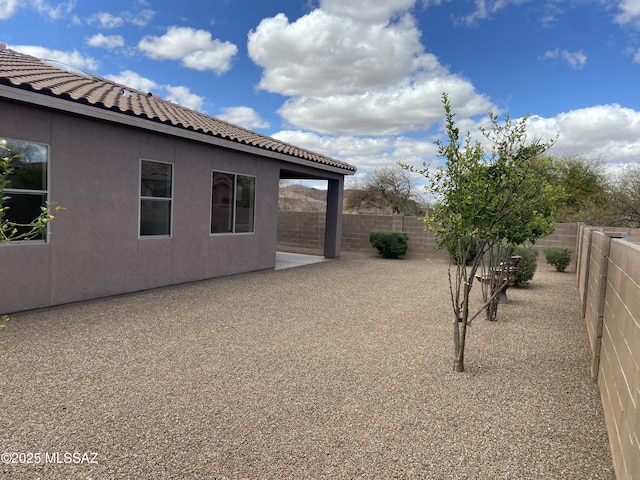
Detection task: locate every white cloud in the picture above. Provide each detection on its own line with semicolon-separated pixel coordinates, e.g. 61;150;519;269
273;130;393;158
244;0;640;176
248;11;426;96
615;0;640;27
634;48;640;63
542;48;587;69
0;0;20;19
562;49;587;69
320;0;417;23
88;7;154;28
423;0;453;4
458;0;530;26
273;130;440;173
249;6;494;136
31;0;75;20
104;70;157;93
86;33;124;49
124;8;154;27
9;44;99;70
89;11;123;28
163;85;204;111
277;73;493;136
138;26;238;74
526;104;640;164
104;70;205;111
0;0;75;20
217;107;270;130
276;102;640;178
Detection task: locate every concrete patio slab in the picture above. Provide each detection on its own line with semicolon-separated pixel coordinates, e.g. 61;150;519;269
275;251;331;270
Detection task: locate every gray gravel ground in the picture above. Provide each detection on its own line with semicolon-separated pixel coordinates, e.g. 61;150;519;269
1;253;615;479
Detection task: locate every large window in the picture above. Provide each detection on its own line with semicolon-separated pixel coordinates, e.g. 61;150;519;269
1;138;49;241
140;160;172;236
211;171;255;234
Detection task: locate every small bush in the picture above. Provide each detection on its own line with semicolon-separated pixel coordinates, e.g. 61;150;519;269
543;247;572;272
512;245;538;285
369;230;409;259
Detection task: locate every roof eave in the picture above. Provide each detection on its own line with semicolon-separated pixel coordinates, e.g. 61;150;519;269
0;83;356;176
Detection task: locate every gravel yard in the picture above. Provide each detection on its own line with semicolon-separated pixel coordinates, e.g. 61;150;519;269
0;253;615;479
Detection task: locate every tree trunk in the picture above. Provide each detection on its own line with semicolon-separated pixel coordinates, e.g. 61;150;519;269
454;351;465;372
453;282;471;372
454;319;466;372
486;277;501;321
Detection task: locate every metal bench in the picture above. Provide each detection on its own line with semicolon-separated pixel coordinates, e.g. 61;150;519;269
475;255;522;304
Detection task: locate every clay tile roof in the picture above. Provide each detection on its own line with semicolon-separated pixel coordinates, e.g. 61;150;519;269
0;47;356;173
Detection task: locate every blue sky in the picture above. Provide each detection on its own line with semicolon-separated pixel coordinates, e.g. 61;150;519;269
1;0;639;185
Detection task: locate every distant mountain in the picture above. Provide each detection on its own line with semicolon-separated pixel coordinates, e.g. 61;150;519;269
279;184;385;213
279;184;327;212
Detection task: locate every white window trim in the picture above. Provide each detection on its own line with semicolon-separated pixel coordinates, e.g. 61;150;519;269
138;158;174;239
1;137;50;244
210;169;256;236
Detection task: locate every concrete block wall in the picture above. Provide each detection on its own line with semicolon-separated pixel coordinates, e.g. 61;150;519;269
535;222;580;249
277;211;325;253
341;214;393;252
602;227;640;244
341;215;446;258
277;213;453;257
278;213;579;258
577;227;640;480
401;216;447;258
599;239;640;480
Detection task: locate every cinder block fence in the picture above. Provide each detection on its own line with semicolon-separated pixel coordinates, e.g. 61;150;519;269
277;212;578;257
577;225;640;480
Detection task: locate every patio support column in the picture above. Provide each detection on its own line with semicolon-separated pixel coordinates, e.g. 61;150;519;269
324;177;344;258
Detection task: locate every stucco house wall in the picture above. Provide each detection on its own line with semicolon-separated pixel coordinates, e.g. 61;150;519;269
0;99;286;312
0;46;355;314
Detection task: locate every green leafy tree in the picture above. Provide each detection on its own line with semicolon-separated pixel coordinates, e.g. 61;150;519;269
405;93;560;372
550;154;611;224
1;144;62;328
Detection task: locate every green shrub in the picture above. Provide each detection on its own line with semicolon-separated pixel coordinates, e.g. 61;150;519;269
543;247;572;272
512;245;538;285
446;236;478;265
369;230;409;259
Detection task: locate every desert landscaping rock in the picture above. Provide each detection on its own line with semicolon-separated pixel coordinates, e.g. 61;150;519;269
1;254;615;479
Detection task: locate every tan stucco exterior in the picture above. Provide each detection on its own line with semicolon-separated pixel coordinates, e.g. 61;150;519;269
0;98;347;313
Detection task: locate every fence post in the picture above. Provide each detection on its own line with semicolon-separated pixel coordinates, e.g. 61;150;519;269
579;226;593;320
575;223;584;281
584;231;625;381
